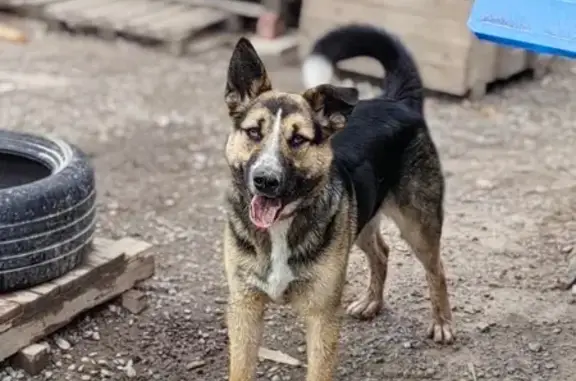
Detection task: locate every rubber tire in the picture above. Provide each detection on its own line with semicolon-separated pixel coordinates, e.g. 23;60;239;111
0;130;97;293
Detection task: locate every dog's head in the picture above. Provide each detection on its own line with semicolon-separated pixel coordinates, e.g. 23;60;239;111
224;38;358;230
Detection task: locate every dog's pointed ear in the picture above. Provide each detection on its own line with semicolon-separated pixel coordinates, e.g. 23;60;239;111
225;37;272;118
302;84;359;139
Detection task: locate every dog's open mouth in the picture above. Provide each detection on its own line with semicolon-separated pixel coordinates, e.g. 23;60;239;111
249;195;283;229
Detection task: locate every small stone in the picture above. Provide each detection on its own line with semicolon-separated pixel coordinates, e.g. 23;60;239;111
544;362;556;369
477;322;491;333
91;332;101;341
553;327;562;334
402;341;412;349
561;245;573;254
528;342;542;352
476;179;495;190
44;371;53;379
55;338;71;351
185;360;206;370
124;360;136;378
100;369;112;377
271;375;281;381
80;376;91;381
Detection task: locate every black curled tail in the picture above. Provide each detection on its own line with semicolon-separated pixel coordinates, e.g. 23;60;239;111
302;24;424;113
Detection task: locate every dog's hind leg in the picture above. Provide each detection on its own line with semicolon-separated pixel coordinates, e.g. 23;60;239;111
347;214;390;319
388;202;455;344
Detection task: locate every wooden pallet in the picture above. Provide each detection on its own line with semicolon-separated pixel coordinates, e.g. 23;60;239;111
0;0;234;55
46;0;233;55
0;236;155;362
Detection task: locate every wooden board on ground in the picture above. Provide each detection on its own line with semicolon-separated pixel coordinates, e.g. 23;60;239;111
165;0;266;18
0;236;155;362
0;0;62;17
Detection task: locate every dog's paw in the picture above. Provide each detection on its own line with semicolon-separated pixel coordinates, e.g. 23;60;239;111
346;293;382;320
427;322;455;344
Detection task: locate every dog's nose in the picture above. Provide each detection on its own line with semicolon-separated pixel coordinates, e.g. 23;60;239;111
252;171;281;197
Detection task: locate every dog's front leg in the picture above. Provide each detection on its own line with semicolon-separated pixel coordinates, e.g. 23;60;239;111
304;307;341;381
227;291;266;381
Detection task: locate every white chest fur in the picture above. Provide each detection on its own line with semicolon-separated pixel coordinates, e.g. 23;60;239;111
254;218;296;302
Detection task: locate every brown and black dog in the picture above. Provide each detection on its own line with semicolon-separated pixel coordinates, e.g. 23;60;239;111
222;24;454;381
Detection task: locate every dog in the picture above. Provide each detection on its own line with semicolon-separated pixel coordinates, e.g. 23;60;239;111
222;24;454;381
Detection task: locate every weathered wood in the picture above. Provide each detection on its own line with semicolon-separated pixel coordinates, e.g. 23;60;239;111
169;0;265;18
0;299;21;333
0;0;63;17
44;0;115;17
122;3;191;36
121;289;147;314
0;236;155;362
11;342;51;375
147;7;228;39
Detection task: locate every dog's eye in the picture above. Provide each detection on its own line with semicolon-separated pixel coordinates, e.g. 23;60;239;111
289;134;307;148
245;128;262;142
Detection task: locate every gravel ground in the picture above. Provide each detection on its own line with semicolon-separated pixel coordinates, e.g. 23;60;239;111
1;16;575;381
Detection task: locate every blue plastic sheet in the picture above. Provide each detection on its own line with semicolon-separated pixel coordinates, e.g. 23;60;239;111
468;0;576;58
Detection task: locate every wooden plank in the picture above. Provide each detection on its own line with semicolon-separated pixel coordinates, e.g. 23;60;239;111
71;0;169;29
169;0;265;18
11;342;51;375
44;0;114;16
494;48;529;80
0;0;64;17
50;0;141;24
350;0;472;20
145;7;228;40
0;299;21;332
11;0;64;6
123;3;191;35
0;237;155;362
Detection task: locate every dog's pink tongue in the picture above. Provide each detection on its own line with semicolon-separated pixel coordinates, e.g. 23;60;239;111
250;196;282;229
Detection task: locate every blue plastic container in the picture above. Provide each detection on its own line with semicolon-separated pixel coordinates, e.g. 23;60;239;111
468;0;576;59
